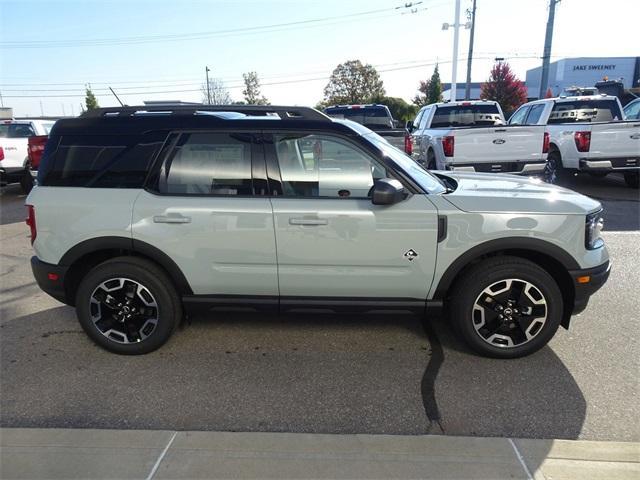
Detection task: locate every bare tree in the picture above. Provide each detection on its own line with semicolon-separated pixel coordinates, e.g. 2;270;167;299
201;78;233;105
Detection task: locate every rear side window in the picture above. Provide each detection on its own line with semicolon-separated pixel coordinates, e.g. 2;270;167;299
525;104;545;125
548;100;623;123
0;123;35;138
159;132;253;195
431;104;502;127
39;133;166;188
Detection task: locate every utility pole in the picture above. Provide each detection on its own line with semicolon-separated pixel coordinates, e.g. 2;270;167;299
464;0;477;100
442;0;469;102
539;0;560;98
39;100;44;116
205;66;211;105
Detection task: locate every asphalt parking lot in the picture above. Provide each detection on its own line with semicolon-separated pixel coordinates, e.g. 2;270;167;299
1;176;638;442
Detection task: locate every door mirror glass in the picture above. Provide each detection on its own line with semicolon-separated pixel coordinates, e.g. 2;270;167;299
405;120;414;132
371;178;406;205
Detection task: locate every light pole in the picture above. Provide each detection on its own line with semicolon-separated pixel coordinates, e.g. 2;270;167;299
464;0;477;100
539;0;560;99
442;0;470;102
205;66;211;105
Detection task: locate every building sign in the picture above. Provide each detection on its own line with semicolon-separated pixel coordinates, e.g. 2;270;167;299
572;64;617;71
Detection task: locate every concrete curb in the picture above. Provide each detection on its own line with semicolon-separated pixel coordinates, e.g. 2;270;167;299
1;428;638;479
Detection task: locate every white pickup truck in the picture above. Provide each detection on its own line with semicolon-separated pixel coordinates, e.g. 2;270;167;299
0;119;55;191
508;95;640;188
408;100;548;175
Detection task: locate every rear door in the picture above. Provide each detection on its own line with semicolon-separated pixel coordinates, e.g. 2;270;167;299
132;130;278;297
265;131;439;300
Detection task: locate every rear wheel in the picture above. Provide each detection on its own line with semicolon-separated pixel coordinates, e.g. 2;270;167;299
75;257;182;355
624;172;639;189
20;171;34;194
543;150;566;184
427;150;437;170
449;256;562;358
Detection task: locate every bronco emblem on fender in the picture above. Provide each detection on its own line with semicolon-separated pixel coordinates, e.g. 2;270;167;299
403;249;418;261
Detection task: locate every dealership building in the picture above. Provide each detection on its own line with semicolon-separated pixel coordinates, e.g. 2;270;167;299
525;56;640;98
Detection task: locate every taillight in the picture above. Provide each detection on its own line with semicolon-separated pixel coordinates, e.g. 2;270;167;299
442;136;455;157
0;146;4;161
543;132;550;154
404;134;413;155
25;205;36;245
574;131;591;153
27;135;47;169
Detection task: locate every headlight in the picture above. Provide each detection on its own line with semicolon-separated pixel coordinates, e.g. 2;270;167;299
585;210;605;250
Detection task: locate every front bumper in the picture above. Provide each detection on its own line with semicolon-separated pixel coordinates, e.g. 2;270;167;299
579;157;639;173
446;161;546;175
568;260;611;315
31;256;70;305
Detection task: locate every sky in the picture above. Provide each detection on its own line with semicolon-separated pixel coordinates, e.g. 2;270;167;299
0;0;638;117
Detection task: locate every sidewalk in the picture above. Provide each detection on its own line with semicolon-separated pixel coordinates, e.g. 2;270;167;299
1;428;638;479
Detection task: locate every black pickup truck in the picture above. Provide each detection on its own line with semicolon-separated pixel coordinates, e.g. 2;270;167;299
324;104;412;155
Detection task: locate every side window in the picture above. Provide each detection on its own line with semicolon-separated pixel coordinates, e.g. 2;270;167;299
419;107;431;129
274;134;387;198
412;109;424;130
625;100;640;120
41;134;163;188
508;106;530;125
160;132;253;195
524;104;545;125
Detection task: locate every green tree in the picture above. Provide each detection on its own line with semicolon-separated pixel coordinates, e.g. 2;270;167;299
242;71;269;105
85;85;99;111
323;60;385;105
480;61;528;113
413;65;443;106
371;95;418;122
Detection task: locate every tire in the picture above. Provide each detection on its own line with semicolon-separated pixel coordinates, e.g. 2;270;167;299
449;256;563;359
427;150;437;170
543;150;566;184
624;172;639;189
75;256;182;355
20;171;34;194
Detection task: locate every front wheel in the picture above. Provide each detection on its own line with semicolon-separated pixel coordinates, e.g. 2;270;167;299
75;257;182;354
624;172;639;189
449;256;563;358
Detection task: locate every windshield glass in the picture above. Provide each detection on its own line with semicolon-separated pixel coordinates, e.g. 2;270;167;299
432;104;502;127
364;133;447;194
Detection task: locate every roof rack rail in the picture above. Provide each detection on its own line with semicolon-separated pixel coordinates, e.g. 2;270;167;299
81;104;331;122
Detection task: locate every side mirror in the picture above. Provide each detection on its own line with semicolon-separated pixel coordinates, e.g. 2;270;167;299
371;178;406;205
405;120;414;132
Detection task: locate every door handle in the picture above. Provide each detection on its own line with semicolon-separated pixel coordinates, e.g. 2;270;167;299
630;133;640;139
153;214;191;224
494;128;507;132
289;217;328;226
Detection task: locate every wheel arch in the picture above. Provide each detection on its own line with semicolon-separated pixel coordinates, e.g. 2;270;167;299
60;236;193;306
432;238;578;328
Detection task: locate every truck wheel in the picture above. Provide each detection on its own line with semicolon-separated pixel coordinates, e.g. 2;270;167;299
20;172;34;194
624;172;639;189
427;150;437;170
543;151;565;184
75;257;182;355
449;256;562;358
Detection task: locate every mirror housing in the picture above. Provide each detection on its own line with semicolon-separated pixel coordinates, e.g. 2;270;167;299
371;178;406;205
405;120;414;132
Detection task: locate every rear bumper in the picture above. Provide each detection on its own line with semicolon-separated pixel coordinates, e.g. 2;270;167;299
446;161;546;175
568;260;611;315
31;256;70;305
579;157;639;172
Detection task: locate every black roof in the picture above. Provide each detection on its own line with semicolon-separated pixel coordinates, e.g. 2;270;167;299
51;105;358;136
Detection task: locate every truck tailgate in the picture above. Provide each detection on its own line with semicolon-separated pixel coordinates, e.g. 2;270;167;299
452;125;545;165
0;138;28;170
586;121;640;164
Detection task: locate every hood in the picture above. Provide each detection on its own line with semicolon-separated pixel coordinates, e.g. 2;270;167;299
439;172;601;215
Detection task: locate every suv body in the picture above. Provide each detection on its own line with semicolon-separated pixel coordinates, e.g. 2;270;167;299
27;105;610;358
0;119;55;190
409;100;548;175
509;95;640;188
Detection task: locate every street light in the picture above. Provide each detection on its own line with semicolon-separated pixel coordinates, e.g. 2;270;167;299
443;0;470;102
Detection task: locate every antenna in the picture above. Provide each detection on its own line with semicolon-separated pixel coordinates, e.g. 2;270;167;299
109;87;125;106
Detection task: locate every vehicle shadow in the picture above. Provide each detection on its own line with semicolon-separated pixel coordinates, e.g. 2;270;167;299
0;184;28;226
424;313;586;440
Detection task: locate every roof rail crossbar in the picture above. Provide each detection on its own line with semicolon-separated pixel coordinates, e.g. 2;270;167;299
82;105;331;122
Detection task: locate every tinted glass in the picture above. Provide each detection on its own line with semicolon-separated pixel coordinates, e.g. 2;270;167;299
548;100;623;123
623;100;640;120
525;104;545;124
161;132;253;195
431;104;502;127
274;134;387;198
0;123;36;138
324;107;392;128
40;133;165;187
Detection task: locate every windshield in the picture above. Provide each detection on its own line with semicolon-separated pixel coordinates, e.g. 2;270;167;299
364;133;447;194
432;104;502;127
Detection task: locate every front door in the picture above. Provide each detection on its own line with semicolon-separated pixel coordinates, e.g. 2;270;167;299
132;131;278;296
265;132;439;300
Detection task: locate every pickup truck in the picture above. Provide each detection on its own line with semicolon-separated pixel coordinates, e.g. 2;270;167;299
0;119;55;192
408;100;548;175
509;95;640;188
324;104;412;155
